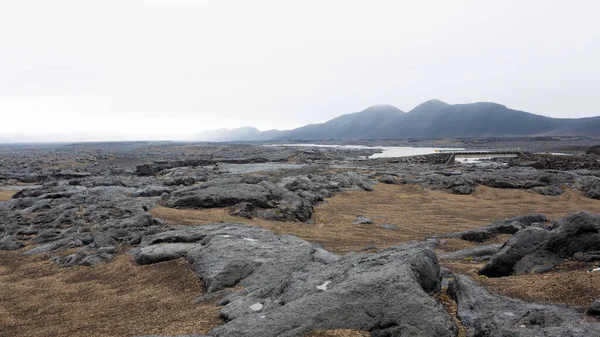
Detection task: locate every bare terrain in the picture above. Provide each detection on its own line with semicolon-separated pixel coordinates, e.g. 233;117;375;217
1;139;600;336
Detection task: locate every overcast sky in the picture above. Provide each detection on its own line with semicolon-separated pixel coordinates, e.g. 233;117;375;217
1;0;599;142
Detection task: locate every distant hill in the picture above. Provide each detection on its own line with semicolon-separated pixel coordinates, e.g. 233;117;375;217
195;127;286;142
195;100;600;141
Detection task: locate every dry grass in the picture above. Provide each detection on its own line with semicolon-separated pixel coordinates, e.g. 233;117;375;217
152;184;600;254
0;190;16;201
442;260;600;309
0;252;223;337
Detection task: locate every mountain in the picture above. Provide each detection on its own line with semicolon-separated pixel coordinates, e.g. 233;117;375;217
195;100;600;141
283;104;405;140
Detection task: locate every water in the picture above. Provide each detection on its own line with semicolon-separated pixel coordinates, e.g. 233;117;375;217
369;146;464;158
266;144;465;159
455;157;508;167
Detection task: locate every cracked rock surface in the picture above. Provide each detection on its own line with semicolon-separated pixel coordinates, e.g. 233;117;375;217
449;275;600;337
133;224;458;337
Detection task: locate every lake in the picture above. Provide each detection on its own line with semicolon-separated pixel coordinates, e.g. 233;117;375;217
266;144;465;159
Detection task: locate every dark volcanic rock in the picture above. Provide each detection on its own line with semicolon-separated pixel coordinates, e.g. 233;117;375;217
587;145;600;155
589;188;600;200
480;212;600;277
440;244;502;261
386;158;600;200
449;275;600;336
132;185;172;197
531;185;563;196
0;185;167;266
165;172;374;222
0;235;24;251
459;229;493;242
353;215;373;225
572;251;600;262
134;224;457;337
478;227;553;277
412;171;477;195
229;202;255;219
162;177;197;186
132;243;197;265
587;300;600;316
166;184;274;209
378;175;397;184
449;214;548;242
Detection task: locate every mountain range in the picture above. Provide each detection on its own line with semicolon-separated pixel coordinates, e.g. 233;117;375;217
195;100;600;141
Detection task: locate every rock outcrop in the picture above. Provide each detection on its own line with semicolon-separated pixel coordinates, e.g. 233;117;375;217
446;214;548;242
133;224;458;337
449;275;600;336
164;172;375;222
0;185;167;266
480;212;600;276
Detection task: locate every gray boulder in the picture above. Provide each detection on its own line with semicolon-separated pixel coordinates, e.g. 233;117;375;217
480;212;600;277
531;185;563;196
378;223;397;230
0;235;24;251
449;214;548;242
573;251;600;262
353;216;373;225
440;244;502;261
378;175;397;184
588;188;600;200
166;184;274;209
162;177;197;186
132;185;172;197
449;275;600;336
167;181;314;222
132;243;197;265
587;300;600;316
479;227;552;277
229;202;255;219
134;224;457;337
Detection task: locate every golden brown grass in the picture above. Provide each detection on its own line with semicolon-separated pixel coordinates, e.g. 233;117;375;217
152;184;600;254
0;252;223;337
434;289;467;337
0;190;16;201
442;260;600;309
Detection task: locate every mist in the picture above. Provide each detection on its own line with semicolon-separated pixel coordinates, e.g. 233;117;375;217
1;1;599;142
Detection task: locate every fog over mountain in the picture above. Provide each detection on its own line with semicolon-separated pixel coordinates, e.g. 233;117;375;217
195;100;600;141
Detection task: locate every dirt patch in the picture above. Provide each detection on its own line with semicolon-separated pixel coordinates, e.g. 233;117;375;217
152;184;600;254
441;259;600;310
0;190;16;201
0;252;223;337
